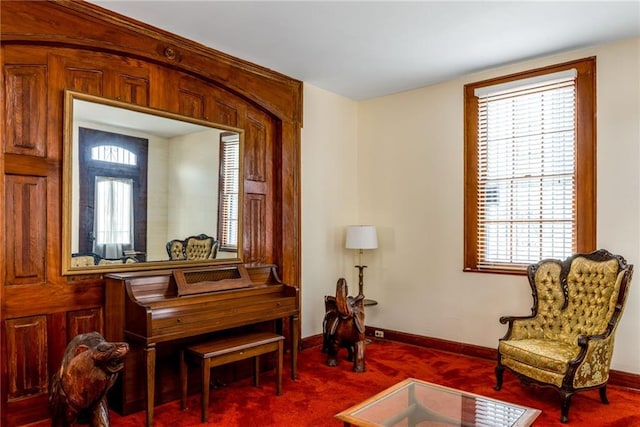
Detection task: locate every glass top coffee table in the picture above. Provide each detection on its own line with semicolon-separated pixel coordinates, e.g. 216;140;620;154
335;378;541;427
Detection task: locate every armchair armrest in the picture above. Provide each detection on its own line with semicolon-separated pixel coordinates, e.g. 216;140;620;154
499;314;538;340
499;314;535;325
577;332;608;347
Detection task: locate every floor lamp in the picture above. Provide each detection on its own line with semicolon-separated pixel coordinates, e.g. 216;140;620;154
345;225;378;298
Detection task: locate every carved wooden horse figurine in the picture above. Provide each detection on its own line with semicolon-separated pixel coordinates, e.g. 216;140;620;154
322;278;366;372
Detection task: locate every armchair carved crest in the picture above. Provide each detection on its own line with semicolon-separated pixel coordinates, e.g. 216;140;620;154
495;249;633;423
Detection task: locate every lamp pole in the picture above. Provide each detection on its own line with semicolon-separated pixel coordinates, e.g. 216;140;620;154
345;225;378;299
354;264;367;296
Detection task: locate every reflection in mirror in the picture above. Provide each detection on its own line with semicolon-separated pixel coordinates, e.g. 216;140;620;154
62;91;243;274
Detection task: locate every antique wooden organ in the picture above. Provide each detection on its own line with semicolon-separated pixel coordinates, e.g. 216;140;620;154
105;264;299;426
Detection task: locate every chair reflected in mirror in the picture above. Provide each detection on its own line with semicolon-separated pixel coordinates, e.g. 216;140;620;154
71;252;138;267
166;234;219;260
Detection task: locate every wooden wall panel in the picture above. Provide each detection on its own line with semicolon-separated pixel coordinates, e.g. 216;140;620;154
66;307;104;340
5;316;48;400
64;68;103;95
1;2;302;425
244;110;275;265
215;99;239;127
244;194;266;264
3;65;47;157
177;74;238;125
178;89;205;118
5;175;46;286
245;117;267;182
115;74;150;106
56;52;152;103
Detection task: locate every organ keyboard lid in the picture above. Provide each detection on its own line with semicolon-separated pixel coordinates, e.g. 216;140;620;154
173;265;252;296
105;263;292;302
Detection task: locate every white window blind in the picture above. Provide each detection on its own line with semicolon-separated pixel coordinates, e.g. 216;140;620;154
475;70;577;269
219;136;239;249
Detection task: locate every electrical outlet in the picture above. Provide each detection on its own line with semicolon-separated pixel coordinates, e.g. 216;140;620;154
374;330;384;338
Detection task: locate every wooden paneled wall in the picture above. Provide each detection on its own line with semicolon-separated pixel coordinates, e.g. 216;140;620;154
0;2;302;425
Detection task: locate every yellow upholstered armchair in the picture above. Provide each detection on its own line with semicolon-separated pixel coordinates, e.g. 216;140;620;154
495;249;633;423
166;234;219;260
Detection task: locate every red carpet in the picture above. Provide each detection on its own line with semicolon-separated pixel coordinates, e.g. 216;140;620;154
32;339;640;426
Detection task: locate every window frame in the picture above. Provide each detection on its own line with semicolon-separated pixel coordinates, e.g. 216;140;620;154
463;57;596;274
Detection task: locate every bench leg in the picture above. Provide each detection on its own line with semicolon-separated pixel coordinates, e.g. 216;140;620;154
254;356;260;387
276;340;283;395
202;359;211;423
180;350;187;410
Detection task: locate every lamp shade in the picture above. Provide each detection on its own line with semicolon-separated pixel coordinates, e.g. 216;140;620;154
345;225;378;250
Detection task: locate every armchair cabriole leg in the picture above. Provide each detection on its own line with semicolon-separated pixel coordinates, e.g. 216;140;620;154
494;365;504;391
560;392;573;423
599;385;609;404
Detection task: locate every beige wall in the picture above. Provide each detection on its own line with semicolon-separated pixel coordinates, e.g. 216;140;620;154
301;37;640;374
301;84;359;337
167;129;221;240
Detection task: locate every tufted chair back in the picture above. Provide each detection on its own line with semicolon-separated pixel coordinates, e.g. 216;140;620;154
185;234;218;260
562;256;625;340
495;249;632;423
166;234;219;260
166;240;187;260
517;256;626;343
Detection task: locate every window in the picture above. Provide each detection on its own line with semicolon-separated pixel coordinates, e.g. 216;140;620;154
94;176;134;246
464;58;596;273
78;127;148;260
91;144;137;166
92;146;136;250
217;133;239;251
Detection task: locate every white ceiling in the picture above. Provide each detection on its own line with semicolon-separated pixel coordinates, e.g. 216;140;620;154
91;1;640;101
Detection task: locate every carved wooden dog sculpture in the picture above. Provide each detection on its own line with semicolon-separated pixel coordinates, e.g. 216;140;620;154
323;278;366;372
50;332;129;427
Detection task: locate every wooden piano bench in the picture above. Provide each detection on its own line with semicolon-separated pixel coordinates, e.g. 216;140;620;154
180;331;284;422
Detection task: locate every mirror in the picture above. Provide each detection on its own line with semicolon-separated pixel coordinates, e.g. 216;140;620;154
62;90;244;275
